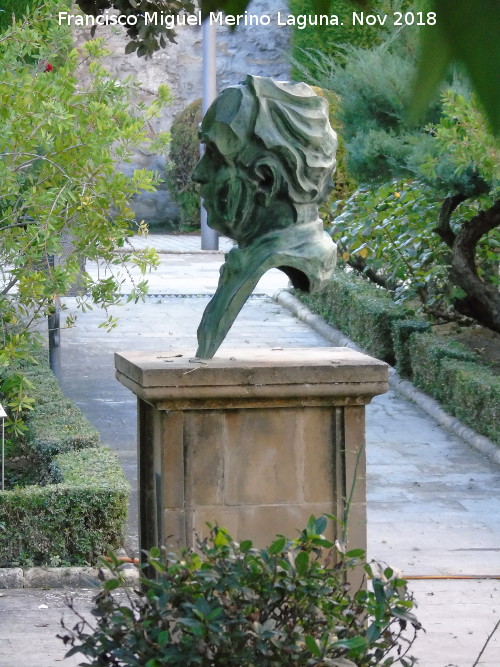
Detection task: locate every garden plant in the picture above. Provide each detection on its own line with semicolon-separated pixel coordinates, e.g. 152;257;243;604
0;1;171;436
60;515;421;666
302;37;499;331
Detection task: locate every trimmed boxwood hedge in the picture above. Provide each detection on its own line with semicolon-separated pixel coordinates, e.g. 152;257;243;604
0;351;129;565
408;333;499;444
298;270;499;445
297;270;406;364
392;318;432;377
0;448;129;566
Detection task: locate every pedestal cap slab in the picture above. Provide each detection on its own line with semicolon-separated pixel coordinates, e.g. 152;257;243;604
115;347;388;410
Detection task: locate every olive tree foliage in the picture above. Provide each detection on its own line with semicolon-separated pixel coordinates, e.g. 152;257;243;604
0;3;172;432
306;40;499;331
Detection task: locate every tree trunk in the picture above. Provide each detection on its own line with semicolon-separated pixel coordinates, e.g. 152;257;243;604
449;198;500;333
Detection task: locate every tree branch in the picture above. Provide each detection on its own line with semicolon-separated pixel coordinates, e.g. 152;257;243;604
450;198;500;332
433;193;468;248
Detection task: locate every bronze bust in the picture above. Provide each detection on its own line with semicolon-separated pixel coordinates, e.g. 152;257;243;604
193;75;338;358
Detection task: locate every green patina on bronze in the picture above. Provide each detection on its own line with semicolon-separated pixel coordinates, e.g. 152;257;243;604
193;74;338;358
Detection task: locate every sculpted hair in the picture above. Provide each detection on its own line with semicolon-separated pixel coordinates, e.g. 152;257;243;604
244;75;337;205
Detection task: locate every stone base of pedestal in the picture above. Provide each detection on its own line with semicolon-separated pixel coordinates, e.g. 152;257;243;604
115;348;388;556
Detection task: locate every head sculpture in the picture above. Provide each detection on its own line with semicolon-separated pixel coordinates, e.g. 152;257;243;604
193;75;337;247
192;75;338;359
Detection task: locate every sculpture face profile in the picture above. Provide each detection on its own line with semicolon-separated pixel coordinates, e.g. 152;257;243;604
193;75;338;358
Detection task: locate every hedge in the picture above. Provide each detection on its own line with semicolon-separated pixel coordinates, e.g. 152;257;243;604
167;97;202;230
0;351;129;565
298;270;499;445
297;270;406;364
0;448;129;566
2;352;100;485
392;318;432;377
408;333;499;444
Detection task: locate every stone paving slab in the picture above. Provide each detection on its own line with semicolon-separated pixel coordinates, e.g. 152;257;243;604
3;236;500;666
0;588;93;666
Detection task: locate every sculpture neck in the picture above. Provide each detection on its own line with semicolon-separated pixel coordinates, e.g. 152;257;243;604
293;203;319;226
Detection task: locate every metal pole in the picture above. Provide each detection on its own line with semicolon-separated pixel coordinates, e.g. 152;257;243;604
200;18;219;251
47;254;61;382
48;297;61;381
0;404;6;492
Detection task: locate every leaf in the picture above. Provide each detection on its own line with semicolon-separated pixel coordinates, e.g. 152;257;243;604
314;515;327;535
311;537;334;548
345;548;365;558
158;630;170;647
366;621;382;643
240;539;253;551
268;536;286;555
295;550;309;576
333;636;368;651
305;634;321;657
124;41;138;55
214;527;230;546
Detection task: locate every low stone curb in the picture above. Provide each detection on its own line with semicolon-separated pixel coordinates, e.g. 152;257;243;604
0;564;139;590
274;288;500;465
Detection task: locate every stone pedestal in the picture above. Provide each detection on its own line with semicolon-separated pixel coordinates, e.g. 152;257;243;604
115;348;388;556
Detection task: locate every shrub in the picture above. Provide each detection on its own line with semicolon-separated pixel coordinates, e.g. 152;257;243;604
0;350;129;564
0;2;170;401
392;319;431;377
298;271;499;442
61;515;421;666
438;359;500;444
310;31;500;331
288;0;391;82
0;0;47;32
297;271;406;364
408;333;478;400
0;447;129;566
167;98;202;230
408;332;499;443
1;349;99;485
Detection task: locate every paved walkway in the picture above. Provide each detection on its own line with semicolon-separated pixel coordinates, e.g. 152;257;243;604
1;235;499;666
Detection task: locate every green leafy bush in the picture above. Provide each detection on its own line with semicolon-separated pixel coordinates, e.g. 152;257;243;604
297;271;406;364
289;0;395;83
408;332;499;443
332;181;449;307
0;0;48;32
438;359;500;444
0;350;129;564
298;271;499;442
0;447;129;566
61;515;421;665
391;319;431;377
1;349;99;485
310;32;500;331
167;98;202;230
0;2;170;391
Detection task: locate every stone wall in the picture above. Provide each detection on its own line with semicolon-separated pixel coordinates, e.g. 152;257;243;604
74;1;291;226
